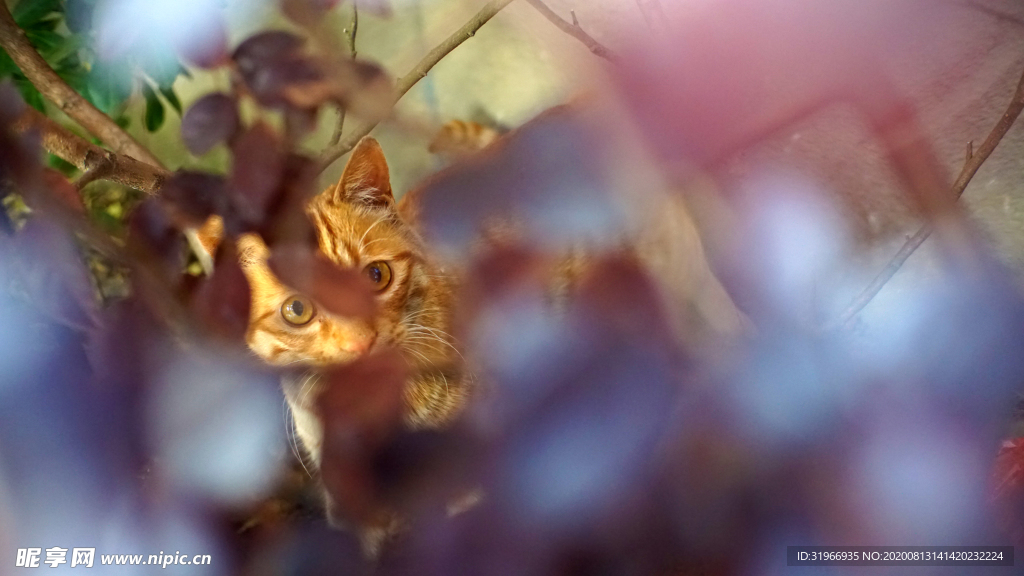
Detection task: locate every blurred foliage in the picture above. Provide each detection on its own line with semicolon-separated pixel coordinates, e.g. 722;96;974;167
0;0;188;302
81;179;145;302
3;1;1024;574
1;188;30;231
0;0;186;134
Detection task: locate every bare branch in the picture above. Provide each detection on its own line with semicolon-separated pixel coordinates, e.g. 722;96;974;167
317;0;515;173
0;3;164;168
14;107;168;194
347;3;359;59
524;0;617;62
328;112;348;152
837;65;1024;326
330;3;359;147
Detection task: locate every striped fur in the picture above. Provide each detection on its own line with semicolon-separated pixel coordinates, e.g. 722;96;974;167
428;119;502;159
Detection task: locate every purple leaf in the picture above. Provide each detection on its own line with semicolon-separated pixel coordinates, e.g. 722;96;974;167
229;123;284;232
127;199;186;285
281;0;344;26
190;240;251;342
160;171;228;226
231;30;392;112
317;348;407;524
181;93;240;156
258;153;318;248
418;109;623;254
232;31;305;73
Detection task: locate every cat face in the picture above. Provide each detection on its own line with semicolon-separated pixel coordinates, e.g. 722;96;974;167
238;138;451;372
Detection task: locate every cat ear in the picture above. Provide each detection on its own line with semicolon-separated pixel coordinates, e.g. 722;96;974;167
331;137;394;208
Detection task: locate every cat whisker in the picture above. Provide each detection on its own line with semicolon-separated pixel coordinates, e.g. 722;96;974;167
401;336;450;357
405;348;433;367
283;397;314;479
400;307;444;323
400;317;443;332
298;371;321;412
403;327;451;344
404;325;456;344
413;324;461;344
360;237;391;250
403;339;464;368
405;324;465;361
358;214;390;252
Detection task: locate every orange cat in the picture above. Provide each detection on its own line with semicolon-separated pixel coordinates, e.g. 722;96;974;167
200;138;469;470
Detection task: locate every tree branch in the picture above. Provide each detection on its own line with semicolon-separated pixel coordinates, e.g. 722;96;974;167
329;2;359;147
14;107;168;193
837;64;1024;326
0;2;164;168
524;0;617;62
317;0;515;173
73;158;115;191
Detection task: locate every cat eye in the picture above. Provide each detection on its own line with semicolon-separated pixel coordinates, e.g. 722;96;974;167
281;295;315;325
364;261;393;291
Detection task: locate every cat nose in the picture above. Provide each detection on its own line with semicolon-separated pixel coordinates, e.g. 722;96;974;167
343;334;376;355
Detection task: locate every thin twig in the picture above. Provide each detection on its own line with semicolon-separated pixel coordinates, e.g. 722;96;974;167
0;3;164;168
317;0;515;173
347;3;359;59
14;107;168;193
837;65;1024;326
329;3;359;147
524;0;617;62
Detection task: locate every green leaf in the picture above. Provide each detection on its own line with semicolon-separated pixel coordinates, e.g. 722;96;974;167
59;67;88;94
0;50;18;78
24;16;61;33
83;58;132;116
142;83;165;132
159;85;182;114
26;29;63;56
48;34;87;67
142;63;183;115
47;153;79;177
140;50;181;88
13;0;63;28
